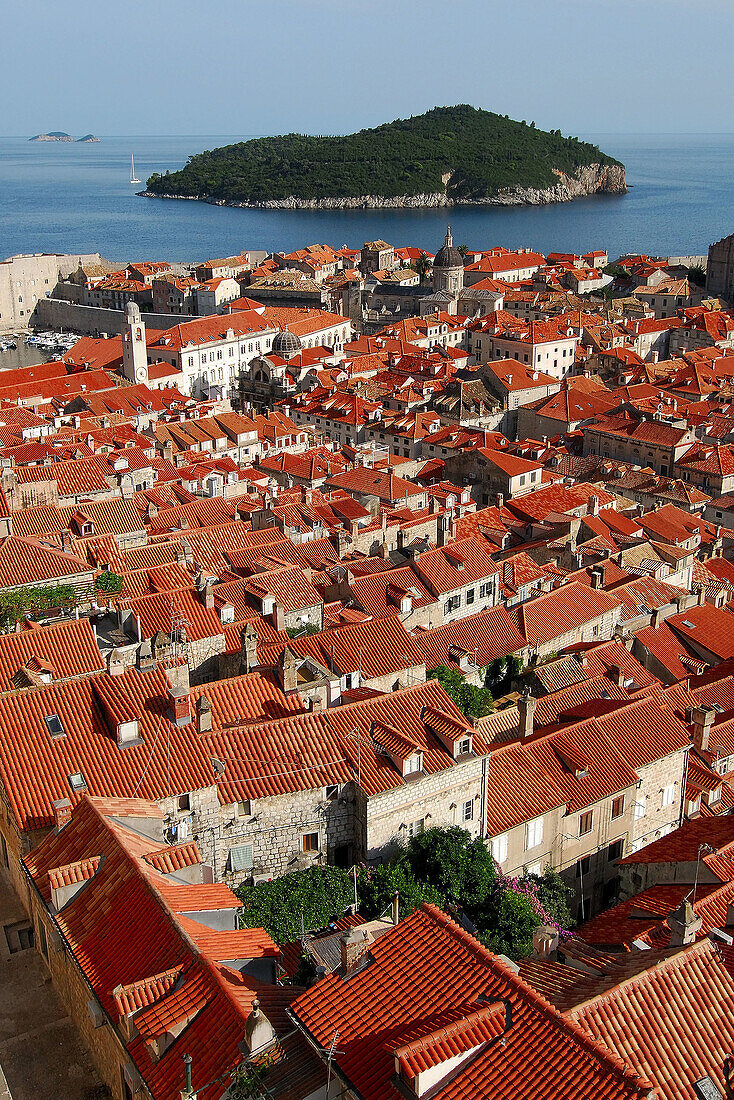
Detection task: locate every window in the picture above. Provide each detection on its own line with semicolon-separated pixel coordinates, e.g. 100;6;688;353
462;800;474;822
458;738;471;755
236;800;251;818
466;588;475;605
525;816;543;850
178;793;191;812
579;810;593;836
408;818;424;838
405;752;422;774
68;772;87;793
576;855;591;878
228;844;253;872
0;834;7;869
662;783;676;808
608;839;624;863
491;833;508;863
634;799;646;820
44;714;65;739
302;832;319;853
325;784;339;801
611;795;625;820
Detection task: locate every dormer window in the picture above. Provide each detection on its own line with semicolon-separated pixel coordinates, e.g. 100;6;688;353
458;737;472;756
45;714;65;739
405;752;423;775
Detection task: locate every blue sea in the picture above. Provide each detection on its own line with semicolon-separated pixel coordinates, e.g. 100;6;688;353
1;133;733;262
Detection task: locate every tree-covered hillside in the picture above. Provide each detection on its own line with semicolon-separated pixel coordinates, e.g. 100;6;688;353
145;105;623;203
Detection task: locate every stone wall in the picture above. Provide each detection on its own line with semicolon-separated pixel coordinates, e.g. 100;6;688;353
32;297;192;336
366;757;485;859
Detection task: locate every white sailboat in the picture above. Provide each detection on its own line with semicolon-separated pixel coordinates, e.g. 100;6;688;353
129;154;141;185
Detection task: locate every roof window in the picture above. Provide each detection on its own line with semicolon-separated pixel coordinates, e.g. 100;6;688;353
68;772;87;793
45;714;65;739
681;619;696;628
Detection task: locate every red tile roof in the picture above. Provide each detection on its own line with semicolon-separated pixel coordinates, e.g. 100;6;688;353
291;903;654;1100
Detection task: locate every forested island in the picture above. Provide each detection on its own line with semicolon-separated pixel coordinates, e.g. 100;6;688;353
143;105;626;209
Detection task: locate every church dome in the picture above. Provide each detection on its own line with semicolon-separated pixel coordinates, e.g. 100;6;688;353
434;225;463;269
271;327;302;359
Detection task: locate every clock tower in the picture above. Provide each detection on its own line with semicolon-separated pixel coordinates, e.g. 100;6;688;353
121;302;149;384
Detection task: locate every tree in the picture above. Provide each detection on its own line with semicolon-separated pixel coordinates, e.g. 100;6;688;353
476;887;540;959
414;252;431;280
427;666;494;718
94;571;123;595
356;828;572;961
404;826;497;911
236;865;355;945
356;860;441;921
688;264;706;287
0;584;77;632
457;244;469;259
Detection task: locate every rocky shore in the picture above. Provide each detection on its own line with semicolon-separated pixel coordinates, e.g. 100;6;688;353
140;162;626;210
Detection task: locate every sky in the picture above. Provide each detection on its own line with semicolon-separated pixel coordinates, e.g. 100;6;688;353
4;0;733;137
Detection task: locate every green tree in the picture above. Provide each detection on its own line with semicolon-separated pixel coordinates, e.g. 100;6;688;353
476;888;540;959
404;826;497;910
0;584;77;632
236;865;355;945
356;860;441;921
688;264;706;287
94;571;123;595
522;866;573;930
414;252;431;280
457;244;469;259
427;666;494;718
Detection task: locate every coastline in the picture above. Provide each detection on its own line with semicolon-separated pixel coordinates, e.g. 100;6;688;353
139;162;627;211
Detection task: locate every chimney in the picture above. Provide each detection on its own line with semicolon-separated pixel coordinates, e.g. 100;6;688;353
52;798;72;832
340;927;373;976
531;925;559;960
590;566;603;590
518;691;536;742
165;663;191;726
587;493;600;517
281;646;299;694
241;622;258;673
391;891;400;926
272;602;285;632
163;439;173;464
609;664;624;688
667;898;702;946
697;587;706;606
243;998;275;1055
195;695;212;735
651;607;663;629
692;705;715;753
496;492;504;509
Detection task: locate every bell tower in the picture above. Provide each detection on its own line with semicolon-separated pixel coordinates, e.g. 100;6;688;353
121;302;149;384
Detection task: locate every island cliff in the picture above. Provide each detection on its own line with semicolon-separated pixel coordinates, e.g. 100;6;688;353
142;105;626;211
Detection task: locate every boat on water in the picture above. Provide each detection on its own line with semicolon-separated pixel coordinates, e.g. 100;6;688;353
129;154;141;185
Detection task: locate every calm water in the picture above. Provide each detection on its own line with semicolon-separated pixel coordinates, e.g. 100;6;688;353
1;133;734;261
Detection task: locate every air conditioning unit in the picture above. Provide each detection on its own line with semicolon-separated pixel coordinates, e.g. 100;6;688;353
252;873;273;886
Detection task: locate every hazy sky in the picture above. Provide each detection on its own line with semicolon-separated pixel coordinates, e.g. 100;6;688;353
5;0;732;137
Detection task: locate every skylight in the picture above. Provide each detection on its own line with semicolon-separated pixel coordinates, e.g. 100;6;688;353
44;714;65;739
681;619;696;629
68;772;87;793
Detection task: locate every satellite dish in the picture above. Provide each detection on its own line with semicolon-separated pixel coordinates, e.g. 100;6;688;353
211;757;226;776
